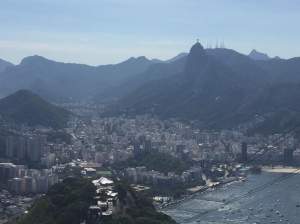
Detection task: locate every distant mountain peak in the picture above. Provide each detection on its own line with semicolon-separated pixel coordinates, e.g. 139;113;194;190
136;56;148;60
185;42;209;76
190;42;206;57
128;56;149;61
274;56;281;60
122;56;151;65
248;49;270;61
20;55;52;66
12;89;36;97
166;53;188;63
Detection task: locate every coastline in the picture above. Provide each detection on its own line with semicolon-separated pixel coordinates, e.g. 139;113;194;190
160;166;300;211
159;176;244;210
262;166;300;174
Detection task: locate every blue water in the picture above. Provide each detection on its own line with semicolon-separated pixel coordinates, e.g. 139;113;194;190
162;172;300;224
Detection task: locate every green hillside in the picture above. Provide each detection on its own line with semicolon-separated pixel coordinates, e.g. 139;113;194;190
14;178;176;224
0;90;71;128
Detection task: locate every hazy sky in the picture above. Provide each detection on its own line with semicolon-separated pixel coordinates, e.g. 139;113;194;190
0;0;299;65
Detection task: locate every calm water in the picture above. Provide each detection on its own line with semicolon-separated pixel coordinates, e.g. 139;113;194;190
162;172;300;224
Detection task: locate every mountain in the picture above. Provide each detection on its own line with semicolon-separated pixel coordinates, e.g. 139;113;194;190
97;56;156;84
255;57;300;83
97;54;187;102
206;48;271;89
110;43;300;134
111;42;268;128
239;82;300;135
102;48;272;103
0;55;155;102
0;90;71;128
2;45;300;134
0;58;14;73
248;49;271;61
109;43;300;133
166;52;188;63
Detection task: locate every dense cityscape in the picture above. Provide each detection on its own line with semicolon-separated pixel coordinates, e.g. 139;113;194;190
1;103;299;223
1;1;300;223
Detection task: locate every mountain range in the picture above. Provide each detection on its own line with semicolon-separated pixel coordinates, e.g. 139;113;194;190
109;43;300;134
0;55;156;101
0;90;71;128
1;44;300;133
0;48;276;102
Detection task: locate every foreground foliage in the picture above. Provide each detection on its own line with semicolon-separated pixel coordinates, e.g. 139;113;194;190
16;178;95;224
115;151;191;175
106;183;177;224
15;178;177;224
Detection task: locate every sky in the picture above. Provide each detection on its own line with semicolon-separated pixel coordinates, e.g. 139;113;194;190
0;0;299;65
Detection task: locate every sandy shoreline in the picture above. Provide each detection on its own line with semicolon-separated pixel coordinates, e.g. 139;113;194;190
262;166;300;174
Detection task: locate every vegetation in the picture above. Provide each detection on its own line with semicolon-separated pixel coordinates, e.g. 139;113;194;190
115;151;191;175
16;178;96;224
14;177;176;224
106;183;177;224
0;90;71;128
